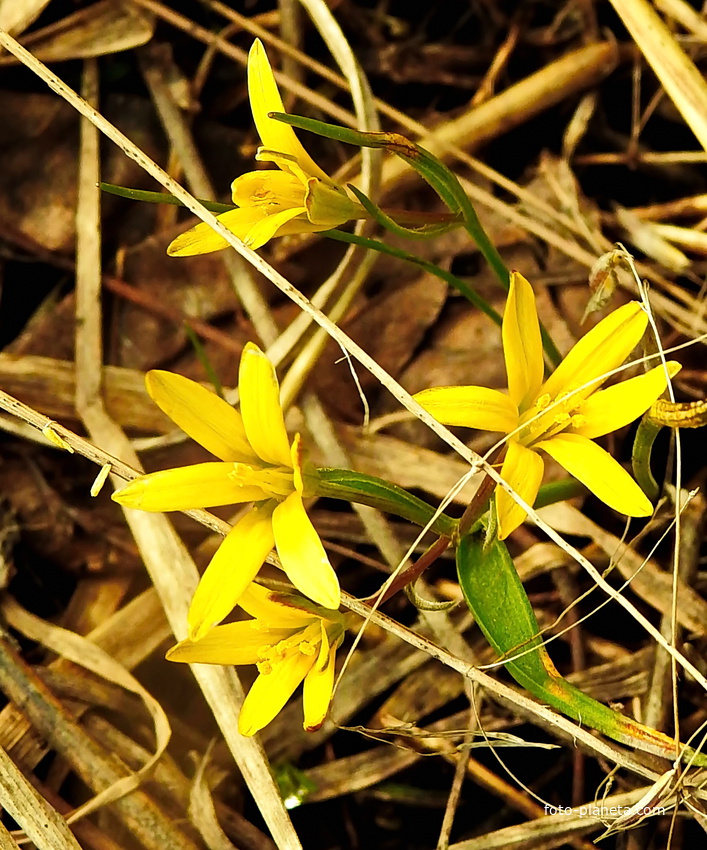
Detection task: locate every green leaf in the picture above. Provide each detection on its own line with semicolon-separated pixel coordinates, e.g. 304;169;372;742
456;529;707;764
100;182;233;213
347;184;459;239
316;468;457;538
456;529;553;691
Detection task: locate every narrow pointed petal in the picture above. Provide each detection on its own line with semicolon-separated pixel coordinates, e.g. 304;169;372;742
503;272;544;412
231;169;306;209
496;441;545;540
239;342;292;467
239;581;319;628
187;504;276;640
112;463;267;511
536;433;653;517
243;206;308;250
573;362;682;439
166;622;291;666
303;634;336;731
255;149;310;185
413;386;518;433
166;208;267;256
238;651;315;736
540;302;647;401
247;39;331;184
272;492;341;609
146;371;257;462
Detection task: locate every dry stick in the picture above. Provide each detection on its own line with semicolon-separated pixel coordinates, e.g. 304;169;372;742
626;493;707;850
3;30;707;771
0;823;19;850
103;274;245;354
437;729;472;850
643;509;698;734
72;54;300;850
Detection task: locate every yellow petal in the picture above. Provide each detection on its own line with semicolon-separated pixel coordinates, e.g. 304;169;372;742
304;178;362;227
539;302;647;402
231;169;307;209
291;433;304;494
502;272;544;412
535;433;652;517
496;441;545;540
187;503;276;640
239;342;292;467
303;631;336;731
166;622;292;665
247;39;331;184
239;581;320;628
413;386;518;433
146;371;257;463
272;492;341;610
573;362;682;439
238;650;315;736
166;207;267;256
111;463;267;511
255;149;310;186
243;206;309;249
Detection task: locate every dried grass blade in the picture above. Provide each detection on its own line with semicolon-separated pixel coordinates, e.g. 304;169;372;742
0;632;201;850
0;598;171;822
0;744;81;850
609;0;707;152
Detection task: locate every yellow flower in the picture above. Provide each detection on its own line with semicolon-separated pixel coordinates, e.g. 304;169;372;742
414;272;681;539
167;582;346;736
167;39;363;255
112;342;340;637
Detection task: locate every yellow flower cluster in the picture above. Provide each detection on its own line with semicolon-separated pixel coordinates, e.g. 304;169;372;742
114;40;679;739
167;39;364;255
113;343;341;735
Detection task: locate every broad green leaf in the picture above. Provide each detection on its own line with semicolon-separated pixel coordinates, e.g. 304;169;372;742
456;530;707;764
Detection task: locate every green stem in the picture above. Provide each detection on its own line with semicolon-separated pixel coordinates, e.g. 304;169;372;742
100;182;232;212
323;229;503;328
315;468;458;538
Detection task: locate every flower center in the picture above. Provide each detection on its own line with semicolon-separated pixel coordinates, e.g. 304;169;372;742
518;392;586;447
230;463;295;499
255;621;321;674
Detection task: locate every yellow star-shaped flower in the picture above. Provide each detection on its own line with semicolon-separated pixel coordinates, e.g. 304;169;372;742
113;342;340;638
167;582;346;736
167;39;363;255
414;272;681;539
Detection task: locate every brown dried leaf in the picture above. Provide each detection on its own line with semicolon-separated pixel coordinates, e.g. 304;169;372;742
312;273;448;421
0;0;155;64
